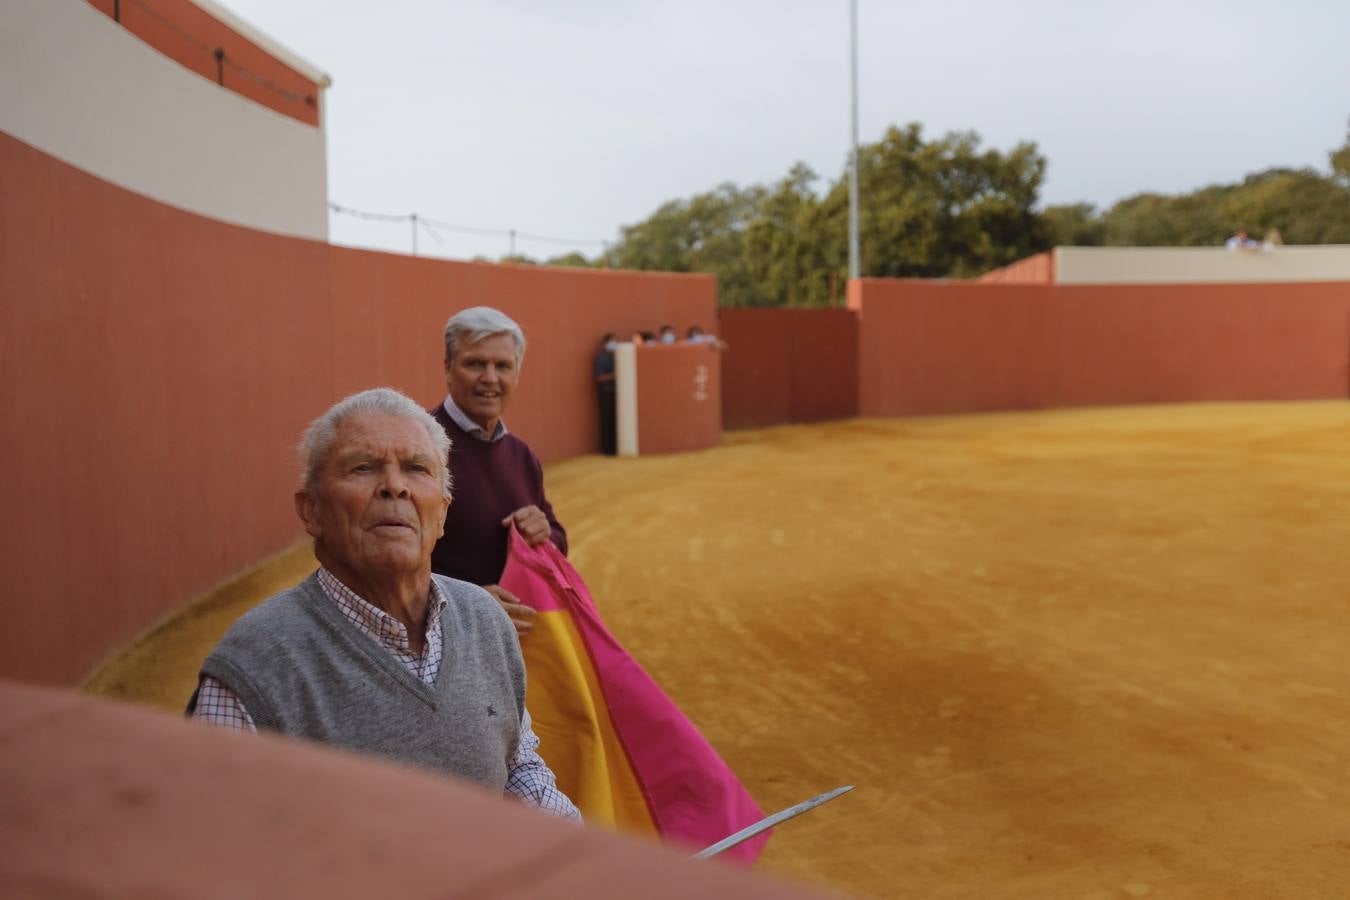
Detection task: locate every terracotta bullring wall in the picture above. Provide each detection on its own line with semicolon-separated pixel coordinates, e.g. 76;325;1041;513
851;278;1350;416
976;250;1055;284
635;343;723;454
8;124;1347;686
7;1;329;241
1;680;827;899
84;0;323;126
0;133;715;686
717;309;859;429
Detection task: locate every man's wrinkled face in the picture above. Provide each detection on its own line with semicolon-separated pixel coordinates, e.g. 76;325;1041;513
445;333;520;432
297;413;450;579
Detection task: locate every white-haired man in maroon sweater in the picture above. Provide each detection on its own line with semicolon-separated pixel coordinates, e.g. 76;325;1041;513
429;307;568;637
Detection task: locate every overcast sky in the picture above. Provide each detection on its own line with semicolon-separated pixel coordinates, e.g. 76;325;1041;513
218;0;1349;262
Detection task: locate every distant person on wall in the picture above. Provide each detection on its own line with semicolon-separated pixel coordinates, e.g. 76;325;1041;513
429;307;568;637
1262;228;1284;249
593;332;618;456
1225;230;1261;250
657;325;678;344
685;325;729;350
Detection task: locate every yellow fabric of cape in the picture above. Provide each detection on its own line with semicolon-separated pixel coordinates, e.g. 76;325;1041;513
521;609;657;835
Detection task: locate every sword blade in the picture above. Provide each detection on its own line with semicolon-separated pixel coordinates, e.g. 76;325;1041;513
692;784;855;859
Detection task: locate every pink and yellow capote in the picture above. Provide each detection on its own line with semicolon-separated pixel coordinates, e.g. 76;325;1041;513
499;527;769;864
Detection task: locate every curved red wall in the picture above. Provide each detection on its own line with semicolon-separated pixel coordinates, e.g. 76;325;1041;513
718;309;859;429
8;126;1347;687
854;279;1350;416
635;344;723;454
0;133;715;685
86;0;322;125
977;250;1055;284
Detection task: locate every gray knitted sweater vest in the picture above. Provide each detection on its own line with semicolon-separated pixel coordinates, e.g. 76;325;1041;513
199;572;525;790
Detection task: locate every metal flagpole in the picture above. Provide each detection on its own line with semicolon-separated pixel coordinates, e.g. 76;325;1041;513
847;0;861;280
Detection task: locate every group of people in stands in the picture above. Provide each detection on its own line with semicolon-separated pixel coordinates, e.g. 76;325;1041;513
626;323;726;346
1225;228;1283;251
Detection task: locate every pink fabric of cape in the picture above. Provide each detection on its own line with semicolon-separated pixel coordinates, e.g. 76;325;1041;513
499;526;769;863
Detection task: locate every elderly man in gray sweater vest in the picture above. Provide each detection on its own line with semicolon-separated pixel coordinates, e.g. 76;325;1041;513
188;388;580;821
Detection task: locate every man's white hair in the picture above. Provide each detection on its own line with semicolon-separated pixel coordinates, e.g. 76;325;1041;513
298;388;452;497
443;306;527;368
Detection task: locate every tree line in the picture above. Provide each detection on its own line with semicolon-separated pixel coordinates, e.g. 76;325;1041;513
520;121;1350;309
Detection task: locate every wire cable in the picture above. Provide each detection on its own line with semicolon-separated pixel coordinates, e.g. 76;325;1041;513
328;203;412;223
331;204;609;250
123;0;312;106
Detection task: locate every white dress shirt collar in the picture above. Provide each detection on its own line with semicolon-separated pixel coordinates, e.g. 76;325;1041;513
442;395;508;443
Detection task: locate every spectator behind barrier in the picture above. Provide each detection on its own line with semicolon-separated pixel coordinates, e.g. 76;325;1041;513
594;333;617;456
686;325;729;350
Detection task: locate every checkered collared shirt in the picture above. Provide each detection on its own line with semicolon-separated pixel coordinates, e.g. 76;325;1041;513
193;568;580;822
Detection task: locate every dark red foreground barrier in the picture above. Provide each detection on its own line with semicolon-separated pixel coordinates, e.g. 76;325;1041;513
0;680;826;899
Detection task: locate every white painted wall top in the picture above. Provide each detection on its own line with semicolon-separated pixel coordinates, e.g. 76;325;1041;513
1055;246;1350;285
1;0;329;241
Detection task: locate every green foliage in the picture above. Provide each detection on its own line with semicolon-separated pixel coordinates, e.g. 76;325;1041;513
741;164;840;307
1088;165;1350;247
607;123;1054;307
598;120;1350;306
604;183;770;305
1224;169;1350;244
1043;203;1104;246
1060;123;1350;248
542;252;594;268
842;125;1053;278
1330;119;1350;186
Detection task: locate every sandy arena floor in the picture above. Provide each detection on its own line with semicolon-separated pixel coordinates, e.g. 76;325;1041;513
86;402;1350;898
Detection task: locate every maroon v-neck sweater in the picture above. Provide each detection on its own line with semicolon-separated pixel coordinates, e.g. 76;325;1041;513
429;405;568;586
